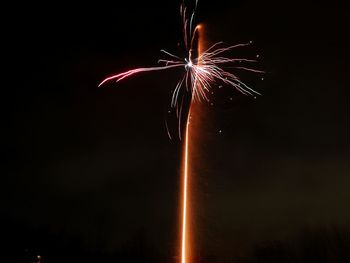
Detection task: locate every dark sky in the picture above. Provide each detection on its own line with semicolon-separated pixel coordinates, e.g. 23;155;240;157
2;0;350;262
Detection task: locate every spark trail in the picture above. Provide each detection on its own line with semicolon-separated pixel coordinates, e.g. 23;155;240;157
98;1;263;263
98;39;263;108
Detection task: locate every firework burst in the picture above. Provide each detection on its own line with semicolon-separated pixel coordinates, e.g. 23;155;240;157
98;1;263;111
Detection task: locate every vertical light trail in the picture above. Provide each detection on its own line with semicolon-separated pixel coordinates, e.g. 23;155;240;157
181;24;203;263
181;109;191;263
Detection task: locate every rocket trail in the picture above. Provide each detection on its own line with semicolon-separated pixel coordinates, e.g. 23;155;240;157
181;24;204;263
181;109;191;263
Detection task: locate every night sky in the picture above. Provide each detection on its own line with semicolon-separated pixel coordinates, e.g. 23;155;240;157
3;0;350;262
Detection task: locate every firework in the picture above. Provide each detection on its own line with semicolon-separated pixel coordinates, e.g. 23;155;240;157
98;1;262;263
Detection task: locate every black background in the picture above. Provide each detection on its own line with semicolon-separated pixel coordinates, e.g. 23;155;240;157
2;0;350;262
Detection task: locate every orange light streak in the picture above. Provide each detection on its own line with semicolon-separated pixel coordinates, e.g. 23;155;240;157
181;110;191;263
181;24;203;263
